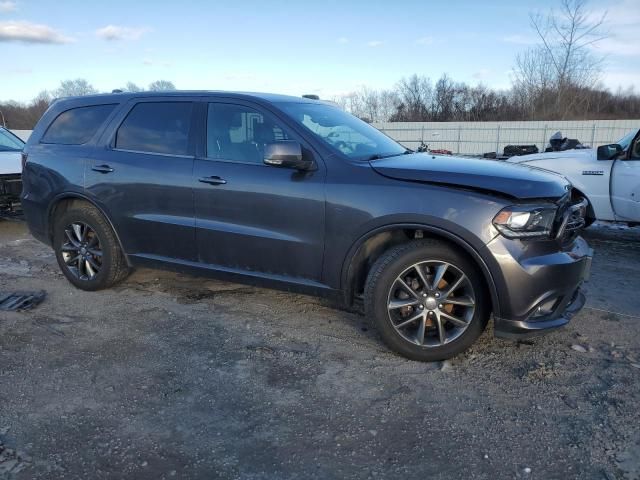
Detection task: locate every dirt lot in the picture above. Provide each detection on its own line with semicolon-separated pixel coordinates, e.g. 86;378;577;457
1;220;639;480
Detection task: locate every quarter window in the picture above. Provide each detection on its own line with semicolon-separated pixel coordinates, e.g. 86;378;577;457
42;104;117;145
207;103;291;164
116;102;193;155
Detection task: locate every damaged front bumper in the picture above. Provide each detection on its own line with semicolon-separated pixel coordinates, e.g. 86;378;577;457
488;232;593;339
0;174;22;217
494;287;587;339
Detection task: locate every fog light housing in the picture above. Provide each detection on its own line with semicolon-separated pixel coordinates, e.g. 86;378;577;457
531;297;560;319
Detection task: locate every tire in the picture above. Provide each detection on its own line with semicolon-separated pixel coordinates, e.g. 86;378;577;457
53;203;129;291
364;239;489;362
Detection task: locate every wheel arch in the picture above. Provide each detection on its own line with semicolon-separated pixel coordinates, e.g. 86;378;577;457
47;193;131;267
341;223;501;318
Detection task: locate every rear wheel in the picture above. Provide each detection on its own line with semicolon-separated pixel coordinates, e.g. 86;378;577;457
53;203;129;291
364;240;490;361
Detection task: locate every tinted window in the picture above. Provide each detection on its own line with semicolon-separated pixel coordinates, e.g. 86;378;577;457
207;103;291;164
42;104;116;145
116;102;193;155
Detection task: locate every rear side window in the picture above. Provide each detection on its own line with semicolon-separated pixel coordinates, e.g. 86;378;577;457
115;102;193;155
42;104;117;145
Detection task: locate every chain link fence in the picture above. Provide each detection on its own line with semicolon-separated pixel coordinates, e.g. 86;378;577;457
373;120;640;156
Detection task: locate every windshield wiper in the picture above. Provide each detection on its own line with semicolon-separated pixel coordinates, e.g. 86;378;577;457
367;151;410;161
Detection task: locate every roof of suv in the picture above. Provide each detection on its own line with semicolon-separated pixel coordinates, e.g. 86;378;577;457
52;91;322;105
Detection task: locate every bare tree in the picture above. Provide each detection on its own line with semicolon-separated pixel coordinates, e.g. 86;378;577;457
433;74;456;121
378;90;400;123
360;86;380;123
394;74;433;121
124;82;144;92
337;87;401;123
32;90;52;105
55;79;98;98
148;80;176;91
514;0;608;118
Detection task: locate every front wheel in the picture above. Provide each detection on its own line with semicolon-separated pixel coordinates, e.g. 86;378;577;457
364;240;490;361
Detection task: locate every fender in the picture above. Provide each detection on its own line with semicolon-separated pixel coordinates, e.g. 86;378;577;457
46;192;132;267
341;222;502;318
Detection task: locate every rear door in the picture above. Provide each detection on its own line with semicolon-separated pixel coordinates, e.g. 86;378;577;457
193;100;326;281
88;98;198;261
612;131;640;221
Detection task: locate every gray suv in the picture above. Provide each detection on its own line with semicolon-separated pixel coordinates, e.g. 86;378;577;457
21;91;592;361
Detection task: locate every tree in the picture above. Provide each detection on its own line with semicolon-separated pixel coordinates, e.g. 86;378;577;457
124;82;144;92
433;74;456;121
54;79;98;98
393;75;433;121
378;90;401;123
148;80;176;91
513;0;608;119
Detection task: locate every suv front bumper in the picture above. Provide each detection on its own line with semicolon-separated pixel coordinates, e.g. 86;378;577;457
494;288;586;338
487;234;593;339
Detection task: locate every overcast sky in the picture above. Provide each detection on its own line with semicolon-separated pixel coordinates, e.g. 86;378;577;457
1;0;639;102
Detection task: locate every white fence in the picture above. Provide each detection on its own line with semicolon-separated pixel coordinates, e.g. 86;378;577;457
12;119;640;155
373;119;640;155
10;130;31;142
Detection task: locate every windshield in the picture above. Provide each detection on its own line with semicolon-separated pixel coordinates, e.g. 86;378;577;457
616;130;639;150
0;128;25;152
278;102;406;160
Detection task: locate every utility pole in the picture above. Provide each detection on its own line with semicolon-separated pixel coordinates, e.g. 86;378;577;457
0;109;6;128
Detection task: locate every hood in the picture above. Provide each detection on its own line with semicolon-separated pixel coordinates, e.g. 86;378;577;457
370;153;570;200
507;148;595;164
0;151;23;175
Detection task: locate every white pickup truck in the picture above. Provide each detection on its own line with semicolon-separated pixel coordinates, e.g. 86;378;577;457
507;129;640;226
0;127;24;216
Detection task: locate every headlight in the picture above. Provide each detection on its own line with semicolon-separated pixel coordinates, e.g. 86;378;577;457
493;205;557;239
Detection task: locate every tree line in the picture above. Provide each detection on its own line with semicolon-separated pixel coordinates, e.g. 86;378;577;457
0;79;176;129
333;74;640;123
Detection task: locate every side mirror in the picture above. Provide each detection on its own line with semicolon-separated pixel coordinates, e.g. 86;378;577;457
597;143;623;160
264;141;314;170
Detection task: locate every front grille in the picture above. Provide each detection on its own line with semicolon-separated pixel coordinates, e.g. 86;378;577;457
0;175;22;215
0;175;22;197
554;197;587;241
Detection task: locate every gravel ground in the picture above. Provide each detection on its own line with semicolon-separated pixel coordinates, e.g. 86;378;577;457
1;219;639;480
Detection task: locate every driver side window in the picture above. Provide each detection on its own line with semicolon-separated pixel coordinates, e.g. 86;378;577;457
206;103;292;164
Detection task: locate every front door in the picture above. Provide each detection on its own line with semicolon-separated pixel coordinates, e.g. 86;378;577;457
612;131;640;221
193;101;326;281
88;99;197;261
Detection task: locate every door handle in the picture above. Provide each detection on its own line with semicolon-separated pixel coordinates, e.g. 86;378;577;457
92;164;114;174
199;176;227;185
